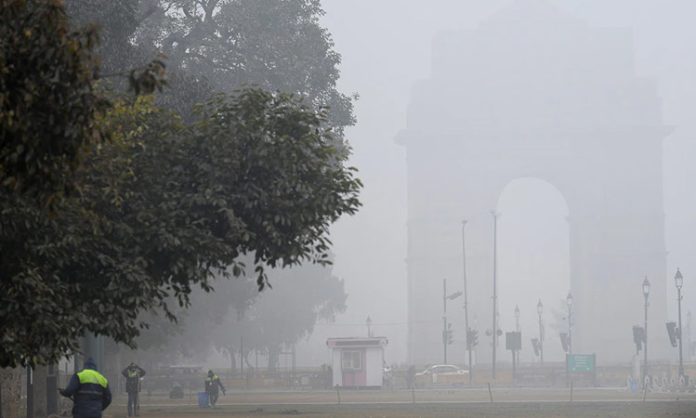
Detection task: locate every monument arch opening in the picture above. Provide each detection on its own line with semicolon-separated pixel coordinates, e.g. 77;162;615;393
497;177;570;364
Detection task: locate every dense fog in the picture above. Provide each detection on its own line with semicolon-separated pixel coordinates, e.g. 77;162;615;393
314;0;696;368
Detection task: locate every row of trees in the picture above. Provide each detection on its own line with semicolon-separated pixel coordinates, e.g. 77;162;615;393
1;0;360;368
127;260;347;372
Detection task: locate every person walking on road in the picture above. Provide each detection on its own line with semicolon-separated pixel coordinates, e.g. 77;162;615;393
121;362;146;416
205;369;226;407
60;358;112;418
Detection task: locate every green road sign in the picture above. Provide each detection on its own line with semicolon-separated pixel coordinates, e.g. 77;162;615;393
567;354;596;373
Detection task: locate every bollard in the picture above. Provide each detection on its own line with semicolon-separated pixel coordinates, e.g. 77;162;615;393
487;382;493;403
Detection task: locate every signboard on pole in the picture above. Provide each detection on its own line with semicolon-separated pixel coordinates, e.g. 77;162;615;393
566;353;597;386
567;354;595;373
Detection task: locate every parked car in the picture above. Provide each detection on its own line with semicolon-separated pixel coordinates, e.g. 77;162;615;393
414;364;468;387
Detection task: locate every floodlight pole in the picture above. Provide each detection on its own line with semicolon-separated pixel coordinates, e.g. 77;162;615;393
491;211;499;379
443;278;448;364
642;277;650;388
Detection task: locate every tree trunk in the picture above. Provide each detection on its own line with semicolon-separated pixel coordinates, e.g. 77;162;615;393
33;366;48;418
0;368;22;418
228;348;237;376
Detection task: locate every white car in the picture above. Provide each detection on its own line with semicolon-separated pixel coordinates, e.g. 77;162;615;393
415;364;469;387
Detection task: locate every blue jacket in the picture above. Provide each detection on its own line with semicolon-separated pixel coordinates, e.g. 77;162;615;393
60;360;112;418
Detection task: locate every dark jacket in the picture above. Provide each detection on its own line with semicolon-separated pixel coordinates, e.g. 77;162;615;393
121;364;146;393
205;373;225;395
60;360;112;418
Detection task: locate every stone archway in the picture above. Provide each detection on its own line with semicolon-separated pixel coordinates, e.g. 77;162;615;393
397;0;669;366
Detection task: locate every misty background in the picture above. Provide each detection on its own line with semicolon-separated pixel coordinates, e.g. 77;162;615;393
280;0;696;368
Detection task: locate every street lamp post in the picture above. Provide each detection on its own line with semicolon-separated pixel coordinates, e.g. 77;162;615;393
642;277;650;387
566;293;573;355
514;305;521;365
675;269;685;381
537;299;544;365
462;220;473;384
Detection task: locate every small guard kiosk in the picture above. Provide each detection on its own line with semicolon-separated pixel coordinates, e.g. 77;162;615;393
327;337;388;388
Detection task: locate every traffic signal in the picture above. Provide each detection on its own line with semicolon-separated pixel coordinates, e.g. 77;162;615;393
560;332;569;353
632;325;645;352
666;322;679;347
446;323;454;345
467;328;479;348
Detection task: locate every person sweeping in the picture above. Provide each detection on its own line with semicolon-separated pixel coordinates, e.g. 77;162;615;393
204;369;226;407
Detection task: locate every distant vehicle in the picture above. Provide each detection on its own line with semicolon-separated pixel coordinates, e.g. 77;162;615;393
414;364;468;387
169;383;184;399
167;365;203;375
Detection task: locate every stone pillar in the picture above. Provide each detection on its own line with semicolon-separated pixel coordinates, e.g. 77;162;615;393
0;368;22;418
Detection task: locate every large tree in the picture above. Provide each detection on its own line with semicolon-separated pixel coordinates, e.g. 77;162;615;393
152;0;354;128
65;0;355;128
215;261;347;372
0;90;360;368
1;0;361;368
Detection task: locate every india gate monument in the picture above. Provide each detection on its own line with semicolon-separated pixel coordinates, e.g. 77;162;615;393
398;0;670;367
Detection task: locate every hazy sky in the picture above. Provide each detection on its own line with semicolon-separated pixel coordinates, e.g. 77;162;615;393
290;0;696;366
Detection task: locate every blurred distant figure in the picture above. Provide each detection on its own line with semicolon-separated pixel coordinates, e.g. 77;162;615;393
205;370;226;407
121;362;146;416
60;358;112;418
406;365;416;389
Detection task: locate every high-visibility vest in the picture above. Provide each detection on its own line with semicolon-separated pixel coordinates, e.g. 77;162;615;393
78;369;109;388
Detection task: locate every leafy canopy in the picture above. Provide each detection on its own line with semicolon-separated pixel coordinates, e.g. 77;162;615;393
0;0;104;199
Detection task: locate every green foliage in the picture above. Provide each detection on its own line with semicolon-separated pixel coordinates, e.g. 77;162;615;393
0;0;361;369
146;0;355;128
0;91;361;368
0;0;105;199
214;261;347;370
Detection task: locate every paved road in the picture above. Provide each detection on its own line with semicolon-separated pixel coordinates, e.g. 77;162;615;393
103;387;696;417
107;399;696;418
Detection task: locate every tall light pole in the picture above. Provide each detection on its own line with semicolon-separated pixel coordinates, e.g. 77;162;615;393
642;277;650;387
566;292;573;355
675;269;684;380
461;220;473;384
514;305;521;365
491;211;499;379
537;299;544;365
443;279;448;364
